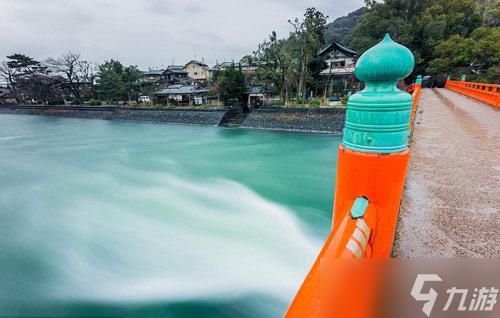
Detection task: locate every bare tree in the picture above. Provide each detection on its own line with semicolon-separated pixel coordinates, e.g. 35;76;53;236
46;52;83;103
77;60;96;100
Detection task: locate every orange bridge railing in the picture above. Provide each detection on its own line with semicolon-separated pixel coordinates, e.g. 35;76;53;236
406;75;422;132
445;75;500;109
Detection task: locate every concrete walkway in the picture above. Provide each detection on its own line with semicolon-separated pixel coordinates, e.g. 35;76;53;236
393;88;500;258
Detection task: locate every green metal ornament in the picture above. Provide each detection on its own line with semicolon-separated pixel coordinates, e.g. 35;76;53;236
342;34;415;153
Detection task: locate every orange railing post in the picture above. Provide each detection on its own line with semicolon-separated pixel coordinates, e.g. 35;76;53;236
408;75;422;132
283;34;418;318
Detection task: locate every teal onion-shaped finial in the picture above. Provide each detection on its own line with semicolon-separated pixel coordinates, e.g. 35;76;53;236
416;75;422;84
447;76;451;80
342;34;415;153
461;75;466;81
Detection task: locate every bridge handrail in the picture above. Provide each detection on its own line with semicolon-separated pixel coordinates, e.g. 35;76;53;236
408;75;422;132
445;76;500;109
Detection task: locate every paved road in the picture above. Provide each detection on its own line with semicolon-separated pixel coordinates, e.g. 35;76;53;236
393;88;500;257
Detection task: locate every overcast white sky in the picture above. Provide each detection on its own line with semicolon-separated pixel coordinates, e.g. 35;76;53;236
0;0;364;70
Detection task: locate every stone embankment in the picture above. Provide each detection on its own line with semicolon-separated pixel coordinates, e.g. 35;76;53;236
0;105;227;126
0;105;347;134
241;107;346;134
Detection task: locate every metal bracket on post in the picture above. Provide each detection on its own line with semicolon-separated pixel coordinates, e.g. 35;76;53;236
351;197;369;219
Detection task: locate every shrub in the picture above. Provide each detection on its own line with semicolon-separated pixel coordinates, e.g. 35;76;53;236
70;100;79;105
48;99;64;105
309;100;321;107
333;84;345;93
341;95;349;105
274;100;285;106
130;101;138;107
89;99;102;106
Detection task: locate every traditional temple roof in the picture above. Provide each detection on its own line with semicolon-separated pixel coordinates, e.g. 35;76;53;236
318;41;356;57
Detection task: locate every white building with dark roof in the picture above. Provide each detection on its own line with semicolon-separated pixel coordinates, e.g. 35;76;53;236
318;40;357;85
155;84;208;105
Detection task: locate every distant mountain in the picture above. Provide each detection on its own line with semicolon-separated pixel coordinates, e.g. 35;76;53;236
324;7;364;46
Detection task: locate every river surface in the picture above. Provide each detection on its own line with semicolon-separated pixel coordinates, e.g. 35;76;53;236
0;114;341;317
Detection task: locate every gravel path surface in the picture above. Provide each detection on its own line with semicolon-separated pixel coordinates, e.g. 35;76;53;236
393;88;500;258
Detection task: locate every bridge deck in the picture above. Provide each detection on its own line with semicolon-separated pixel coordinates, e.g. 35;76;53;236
393;88;500;257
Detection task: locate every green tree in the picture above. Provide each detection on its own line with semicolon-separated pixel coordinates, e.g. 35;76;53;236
0;54;60;103
351;0;483;80
1;54;40;102
428;26;500;83
253;31;295;102
5;54;40;72
288;7;328;101
253;8;328;103
122;65;142;102
95;60;126;102
215;63;246;104
483;0;500;27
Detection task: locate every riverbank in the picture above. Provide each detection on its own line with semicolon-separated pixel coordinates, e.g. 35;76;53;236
0;105;228;126
0;105;346;134
241;107;345;134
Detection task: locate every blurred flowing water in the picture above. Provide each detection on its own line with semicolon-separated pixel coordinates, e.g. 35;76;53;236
0;114;341;318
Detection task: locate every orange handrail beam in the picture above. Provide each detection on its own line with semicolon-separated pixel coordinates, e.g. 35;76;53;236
283;199;377;317
445;75;500;109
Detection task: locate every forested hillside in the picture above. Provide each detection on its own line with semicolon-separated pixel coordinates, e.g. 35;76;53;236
350;0;500;83
324;7;363;46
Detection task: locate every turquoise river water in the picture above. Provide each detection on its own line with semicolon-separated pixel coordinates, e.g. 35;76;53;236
0;114;341;318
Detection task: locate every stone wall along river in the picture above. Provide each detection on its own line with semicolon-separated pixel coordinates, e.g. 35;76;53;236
0;105;346;134
241;107;346;134
0;105;227;126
